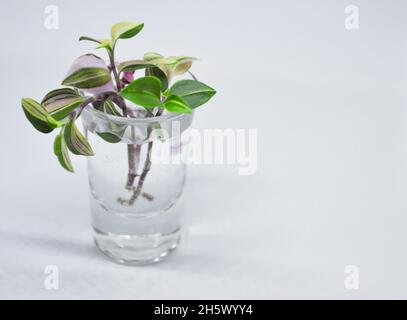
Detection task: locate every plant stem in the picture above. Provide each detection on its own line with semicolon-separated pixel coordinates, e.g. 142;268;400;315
113;95;156;203
107;47;158;205
188;70;198;81
109;47;123;92
76;97;95;116
126;108;163;206
126;143;139;188
72;92;113;118
127;133;154;206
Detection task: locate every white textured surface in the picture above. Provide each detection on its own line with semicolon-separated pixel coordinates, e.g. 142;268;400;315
1;0;407;299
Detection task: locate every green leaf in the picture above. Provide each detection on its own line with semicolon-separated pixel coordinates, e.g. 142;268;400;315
148;56;179;65
144;55;196;79
119;76;163;108
78;36;102;44
62;67;111;89
96;132;121;143
164;95;192;114
79;37;113;52
46;115;60;128
111;21;144;42
145;66;168;91
169;80;216;109
171;57;195;76
118;59;155;73
21;98;56;133
95;39;113;52
42;88;85;121
54;130;74;172
143;52;163;61
64;118;94;156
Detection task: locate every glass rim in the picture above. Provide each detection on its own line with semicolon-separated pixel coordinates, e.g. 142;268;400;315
83;105;192;125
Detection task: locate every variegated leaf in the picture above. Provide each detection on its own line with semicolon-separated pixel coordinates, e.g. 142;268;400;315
102;99;122;116
143;52;163;61
54;130;74;172
145;55;196;79
21;98;59;133
42;88;85;121
65;54;115;94
148;57;179;65
118;60;155;73
42;88;80;103
171;57;196;76
96;132;121;143
111;21;144;42
64;118;94;156
62;67;112;89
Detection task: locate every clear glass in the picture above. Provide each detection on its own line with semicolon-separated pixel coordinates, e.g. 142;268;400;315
82;106;193;265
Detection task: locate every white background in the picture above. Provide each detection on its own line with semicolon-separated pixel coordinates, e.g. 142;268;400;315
0;0;407;299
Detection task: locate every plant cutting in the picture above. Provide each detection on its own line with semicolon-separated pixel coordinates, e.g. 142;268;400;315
21;21;216;265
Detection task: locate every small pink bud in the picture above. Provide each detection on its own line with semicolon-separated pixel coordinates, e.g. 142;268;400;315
123;71;134;83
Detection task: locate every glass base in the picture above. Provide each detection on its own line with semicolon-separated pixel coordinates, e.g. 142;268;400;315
93;227;182;265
